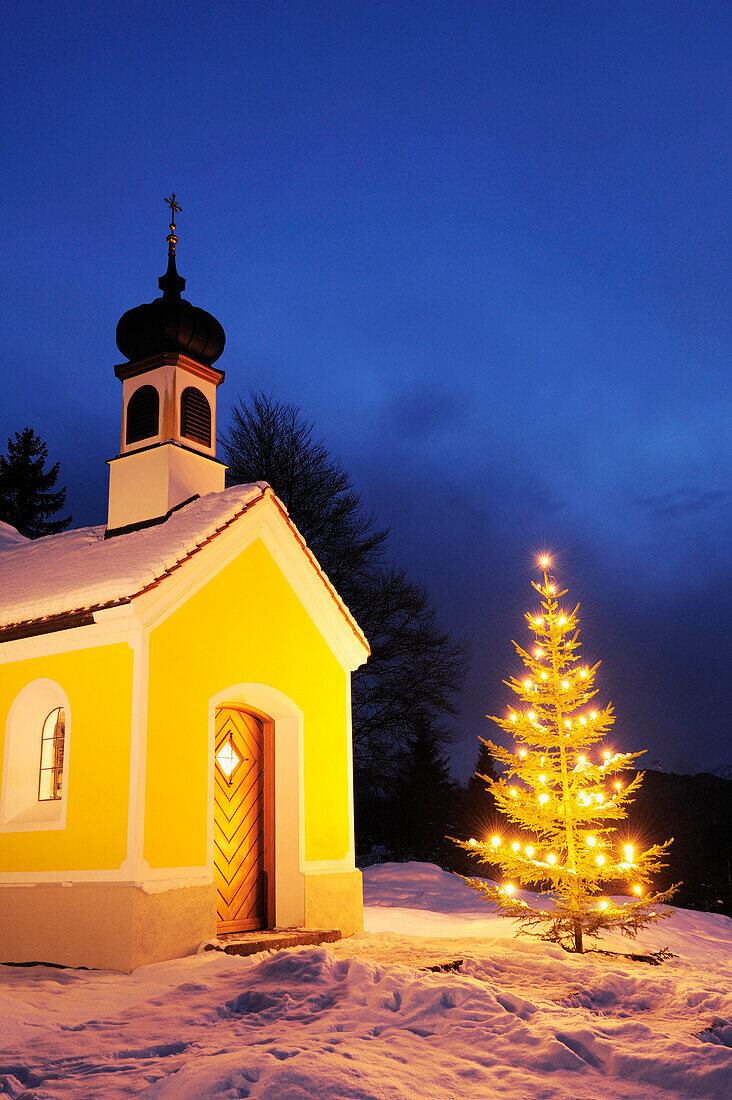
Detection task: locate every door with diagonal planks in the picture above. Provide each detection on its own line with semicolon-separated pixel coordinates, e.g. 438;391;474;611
214;707;266;933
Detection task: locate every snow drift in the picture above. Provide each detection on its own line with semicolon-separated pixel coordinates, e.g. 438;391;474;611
0;862;729;1098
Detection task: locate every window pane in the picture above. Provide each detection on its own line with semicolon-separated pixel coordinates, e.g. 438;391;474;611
42;708;60;739
39;770;55;801
38;706;65;802
41;739;55;769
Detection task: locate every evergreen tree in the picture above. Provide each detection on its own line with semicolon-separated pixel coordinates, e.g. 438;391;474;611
0;428;72;538
449;742;502;877
464;741;500;821
220;392;469;792
393;712;457;862
457;557;675;953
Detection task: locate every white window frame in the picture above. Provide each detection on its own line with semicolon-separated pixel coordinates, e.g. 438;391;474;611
0;679;71;831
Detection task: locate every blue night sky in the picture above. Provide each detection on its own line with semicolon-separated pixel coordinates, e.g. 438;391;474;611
1;1;730;775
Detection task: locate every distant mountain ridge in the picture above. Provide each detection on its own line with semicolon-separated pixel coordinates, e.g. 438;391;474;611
646;758;732;780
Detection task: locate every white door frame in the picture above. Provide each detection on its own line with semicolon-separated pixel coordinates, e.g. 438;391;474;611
208;683;305;928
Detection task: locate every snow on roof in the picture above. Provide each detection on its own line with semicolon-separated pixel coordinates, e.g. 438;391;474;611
0;484;269;631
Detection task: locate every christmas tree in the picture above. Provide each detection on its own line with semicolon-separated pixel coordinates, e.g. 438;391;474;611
458;557;675;953
0;428;71;538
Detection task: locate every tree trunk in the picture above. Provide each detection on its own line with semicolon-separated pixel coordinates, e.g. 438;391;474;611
574;918;583;953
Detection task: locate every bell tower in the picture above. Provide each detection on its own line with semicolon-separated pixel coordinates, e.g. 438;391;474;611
107;196;228;534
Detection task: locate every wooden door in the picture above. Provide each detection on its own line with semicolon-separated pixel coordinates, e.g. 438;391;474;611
214;707;266;933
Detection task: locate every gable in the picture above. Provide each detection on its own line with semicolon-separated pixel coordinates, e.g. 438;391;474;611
128;492;369;672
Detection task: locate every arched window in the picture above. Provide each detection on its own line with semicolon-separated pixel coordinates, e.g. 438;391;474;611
126;385;159;444
1;680;70;830
180;387;211;446
38;707;65;801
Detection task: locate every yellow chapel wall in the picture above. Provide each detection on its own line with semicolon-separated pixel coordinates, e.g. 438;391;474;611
144;536;353;871
0;644;133;873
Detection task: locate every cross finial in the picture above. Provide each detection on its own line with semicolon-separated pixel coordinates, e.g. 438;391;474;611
164;193;182;255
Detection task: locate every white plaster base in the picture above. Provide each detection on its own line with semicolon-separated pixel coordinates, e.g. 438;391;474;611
0;881;216;972
303;869;363;936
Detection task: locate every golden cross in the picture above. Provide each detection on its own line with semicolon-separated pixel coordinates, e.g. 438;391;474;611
164;193;182;256
164;193;182;222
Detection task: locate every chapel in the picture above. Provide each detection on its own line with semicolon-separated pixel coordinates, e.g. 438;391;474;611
0;201;367;971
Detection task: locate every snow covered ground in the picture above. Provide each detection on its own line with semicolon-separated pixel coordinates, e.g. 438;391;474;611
0;863;730;1099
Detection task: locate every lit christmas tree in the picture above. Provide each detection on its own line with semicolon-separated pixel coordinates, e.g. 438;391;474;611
458;557;675;953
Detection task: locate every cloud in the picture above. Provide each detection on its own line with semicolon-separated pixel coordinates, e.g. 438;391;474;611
389;385;468;440
632;486;729;518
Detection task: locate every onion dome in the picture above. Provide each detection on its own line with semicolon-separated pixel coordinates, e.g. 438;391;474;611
116;195;225;367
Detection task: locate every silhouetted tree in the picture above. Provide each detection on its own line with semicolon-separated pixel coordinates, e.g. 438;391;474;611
220;392;469;796
448;741;502;877
221;391;386;592
0;428;71;538
392;712;458;863
462;741;499;834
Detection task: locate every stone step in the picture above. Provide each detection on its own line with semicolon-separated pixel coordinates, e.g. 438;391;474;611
215;928;342;957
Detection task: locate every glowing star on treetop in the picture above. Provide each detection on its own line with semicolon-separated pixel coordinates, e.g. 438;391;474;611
455;560;676;953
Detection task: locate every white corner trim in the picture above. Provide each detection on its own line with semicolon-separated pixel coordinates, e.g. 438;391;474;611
125;625;149;879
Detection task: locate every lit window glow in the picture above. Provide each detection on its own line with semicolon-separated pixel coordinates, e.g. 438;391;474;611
216;740;240;778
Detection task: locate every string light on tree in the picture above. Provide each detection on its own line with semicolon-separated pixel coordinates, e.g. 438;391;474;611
456;555;676;953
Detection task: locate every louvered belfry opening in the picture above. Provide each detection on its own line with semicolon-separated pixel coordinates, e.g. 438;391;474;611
181;386;212;446
125;385;160;444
